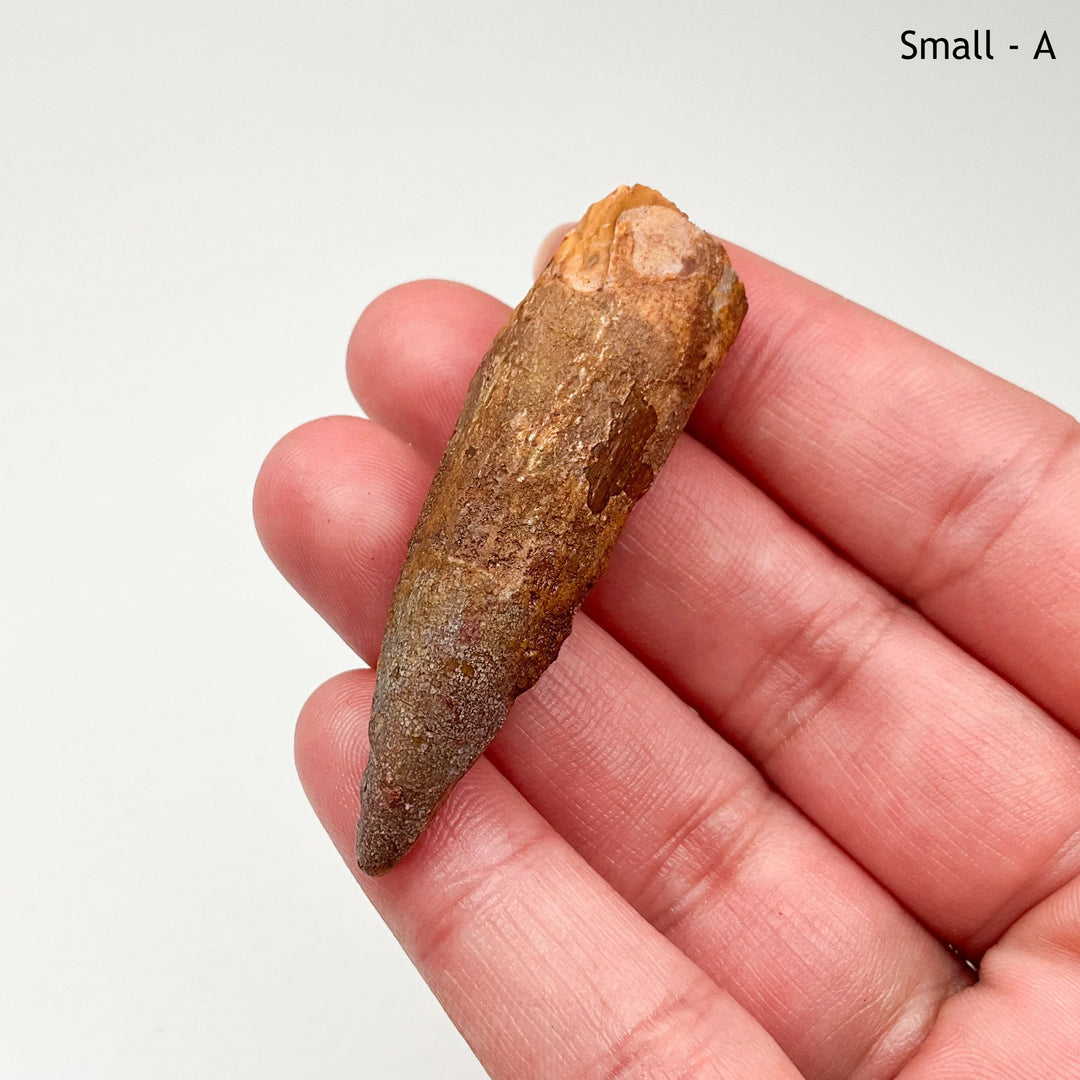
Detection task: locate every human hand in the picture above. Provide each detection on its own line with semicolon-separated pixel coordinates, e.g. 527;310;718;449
254;229;1080;1079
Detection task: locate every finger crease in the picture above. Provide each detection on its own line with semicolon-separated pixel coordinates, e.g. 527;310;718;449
585;983;725;1080
732;589;904;771
908;419;1080;603
641;779;773;938
409;825;558;975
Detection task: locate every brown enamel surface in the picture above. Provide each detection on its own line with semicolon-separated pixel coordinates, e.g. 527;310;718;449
356;186;747;875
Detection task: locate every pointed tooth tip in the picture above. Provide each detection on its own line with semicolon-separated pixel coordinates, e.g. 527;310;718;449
355;806;414;877
356;853;394;877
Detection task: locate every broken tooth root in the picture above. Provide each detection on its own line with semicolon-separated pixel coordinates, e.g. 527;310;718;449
356;184;747;876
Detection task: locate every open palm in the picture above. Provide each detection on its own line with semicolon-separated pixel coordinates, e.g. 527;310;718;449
254;232;1080;1079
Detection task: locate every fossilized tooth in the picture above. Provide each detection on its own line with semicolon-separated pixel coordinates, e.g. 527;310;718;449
356;185;747;875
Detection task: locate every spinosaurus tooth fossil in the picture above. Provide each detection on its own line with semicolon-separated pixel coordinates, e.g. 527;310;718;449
356;184;747;875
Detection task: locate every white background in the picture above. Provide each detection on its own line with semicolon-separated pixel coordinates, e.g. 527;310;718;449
2;2;1076;1076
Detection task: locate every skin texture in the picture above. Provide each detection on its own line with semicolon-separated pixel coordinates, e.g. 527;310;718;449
356;187;746;875
253;220;1080;1078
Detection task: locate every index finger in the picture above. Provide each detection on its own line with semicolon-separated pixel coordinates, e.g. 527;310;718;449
296;672;805;1080
690;245;1080;731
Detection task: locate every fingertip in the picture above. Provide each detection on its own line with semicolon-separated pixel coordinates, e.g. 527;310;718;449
253;415;362;561
252;414;427;662
294;668;376;862
346;280;509;458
